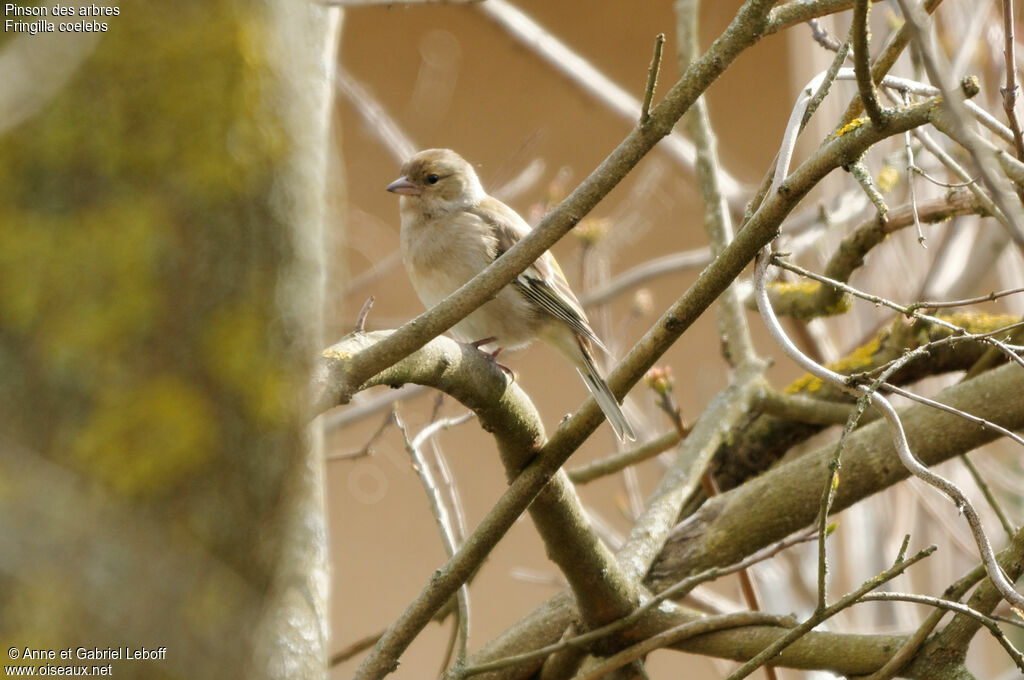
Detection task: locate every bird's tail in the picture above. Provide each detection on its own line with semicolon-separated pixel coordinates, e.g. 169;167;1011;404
576;347;636;442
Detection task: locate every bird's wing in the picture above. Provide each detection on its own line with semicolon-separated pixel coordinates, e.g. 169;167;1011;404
468;197;608;354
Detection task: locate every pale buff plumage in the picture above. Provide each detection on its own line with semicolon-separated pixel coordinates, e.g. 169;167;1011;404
386;148;635;441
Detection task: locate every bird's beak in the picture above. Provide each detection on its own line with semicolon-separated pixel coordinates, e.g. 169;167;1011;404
386;176;422;196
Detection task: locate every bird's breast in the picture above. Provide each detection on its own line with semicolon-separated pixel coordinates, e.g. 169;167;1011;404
400;211;496;306
399;211;542;347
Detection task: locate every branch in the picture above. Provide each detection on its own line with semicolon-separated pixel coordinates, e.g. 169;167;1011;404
394;412;472;672
860;592;1024;672
323;333;640;644
651;359;1024;586
680;0;756;366
765;0;881;35
895;0;1024;253
837;0;945;125
315;331;543;444
858;562;988;680
566;430;684;485
725;542;937;680
712;309;1018;491
640;33;665;125
852;0;886;127
756;389;856;425
814;191;984;317
999;0;1024;176
579;247;712;308
574;612;787;680
905;526;1024;677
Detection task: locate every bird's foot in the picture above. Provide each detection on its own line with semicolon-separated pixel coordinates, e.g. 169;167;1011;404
469;336;498;349
469;337;516;381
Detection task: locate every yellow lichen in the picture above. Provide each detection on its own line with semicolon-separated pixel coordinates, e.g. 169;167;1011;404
823;294;853;316
877;166;900;193
834;118;867;138
939;311;1019;335
0;203;163;370
784;333;883;394
770;280;820;296
72;375;218;496
827;334;883;374
784;373;824;394
201;302;296;429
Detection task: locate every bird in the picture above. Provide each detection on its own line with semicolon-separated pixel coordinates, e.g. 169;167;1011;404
386;148;635;441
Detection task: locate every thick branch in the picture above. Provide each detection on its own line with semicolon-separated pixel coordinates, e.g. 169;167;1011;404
651;360;1024;586
321;332;637;641
712;311;1019;490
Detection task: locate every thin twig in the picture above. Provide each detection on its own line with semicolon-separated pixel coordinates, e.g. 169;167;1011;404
881;382;1024;450
767;0;876;35
858;563;988;680
330;631;384;667
679;0;756;365
322;384;427;432
567;430;684;484
326;408;397;461
912;285;1024;310
580;247;712;307
1000;0;1024;172
858;592;1024;670
909;165;978;189
807;18;843;52
802;40;851;131
911;126;1008;231
334;70;416;163
852;0;886;127
837;0;946;126
895;0;1024;252
394;412;473;672
772;255;1024;373
355;296;375;333
430;433;471;545
724;540;937;680
847;158;889;222
960;453;1017;541
903;122;926;244
640;33;666;125
817;393;872;610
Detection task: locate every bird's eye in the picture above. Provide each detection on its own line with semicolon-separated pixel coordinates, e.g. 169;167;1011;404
426;173;440;185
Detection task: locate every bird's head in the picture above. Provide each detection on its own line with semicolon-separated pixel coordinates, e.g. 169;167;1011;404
386;148;486;214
